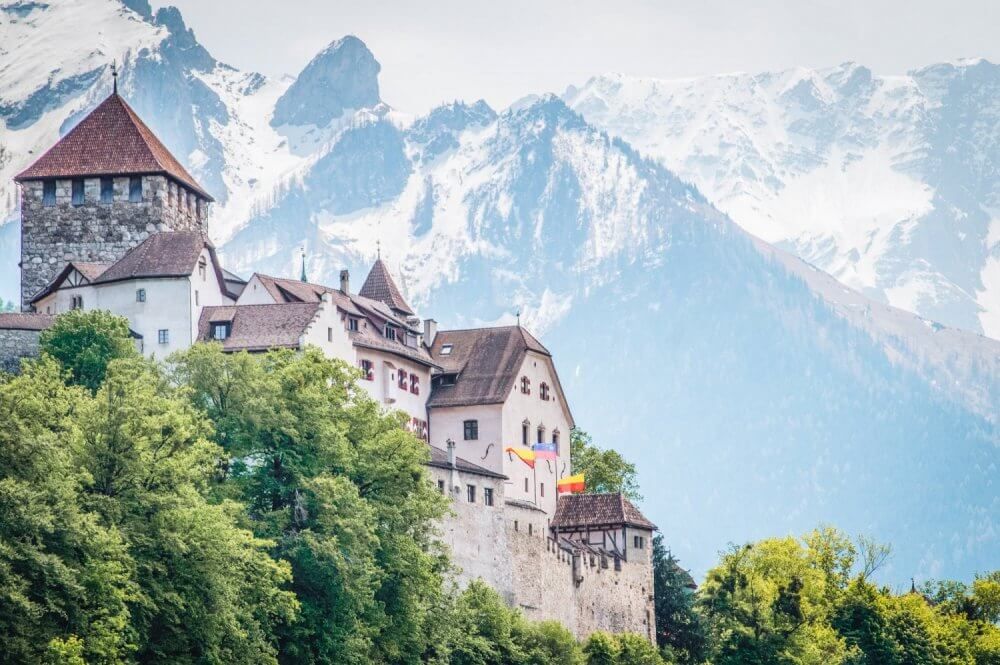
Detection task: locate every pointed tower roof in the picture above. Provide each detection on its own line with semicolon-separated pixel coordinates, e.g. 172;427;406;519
15;92;213;200
358;258;414;316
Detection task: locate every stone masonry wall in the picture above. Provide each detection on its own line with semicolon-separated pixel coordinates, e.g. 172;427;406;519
19;176;205;308
0;329;41;374
437;489;656;641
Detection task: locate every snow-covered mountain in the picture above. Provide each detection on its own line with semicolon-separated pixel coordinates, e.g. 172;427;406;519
564;63;1000;338
1;0;998;582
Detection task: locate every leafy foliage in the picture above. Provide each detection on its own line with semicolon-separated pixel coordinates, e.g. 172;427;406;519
570;428;642;500
39;309;138;391
652;535;707;663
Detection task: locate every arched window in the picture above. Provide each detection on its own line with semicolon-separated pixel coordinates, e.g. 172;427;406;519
520;376;531;395
536;425;545;444
522;419;530;446
539;382;550;401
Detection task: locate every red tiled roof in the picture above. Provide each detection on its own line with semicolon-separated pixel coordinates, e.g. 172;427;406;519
198;303;320;352
14;93;212;200
550;493;657;531
358;259;414;316
28;261;111;304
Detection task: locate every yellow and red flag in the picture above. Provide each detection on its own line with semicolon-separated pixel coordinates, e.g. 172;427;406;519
557;473;585;494
505;446;536;469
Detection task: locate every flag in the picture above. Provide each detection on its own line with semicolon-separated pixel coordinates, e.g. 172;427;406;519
505;446;535;469
532;442;557;460
557;473;585;494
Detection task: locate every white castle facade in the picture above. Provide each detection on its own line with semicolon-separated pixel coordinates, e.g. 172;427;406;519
0;91;656;640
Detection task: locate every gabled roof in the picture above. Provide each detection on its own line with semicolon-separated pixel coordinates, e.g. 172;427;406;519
0;313;55;331
550;493;657;531
249;273;437;368
198;303;320;352
14;93;212;200
426;326;564;412
28;261;112;304
93;231;213;284
358;259;414;316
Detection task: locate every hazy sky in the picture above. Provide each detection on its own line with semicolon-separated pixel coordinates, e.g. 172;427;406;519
153;0;1000;115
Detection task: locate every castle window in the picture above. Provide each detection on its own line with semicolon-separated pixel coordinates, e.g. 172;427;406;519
397;368;407;390
522;420;529;445
552;429;560;452
348;318;359;331
520;376;530;394
71;179;84;206
327;327;333;342
540;382;550;401
136;288;146;302
537;426;545;444
484;487;494;506
410;373;419;395
440;344;453;356
42;180;56;206
198;257;207;280
359;359;374;381
463;419;478;441
514;520;519;531
633;535;645;549
70;295;83;310
129;176;142;202
158;329;169;345
437;479;445;494
384;325;397;341
466;485;476;503
212;323;230;341
100;177;114;203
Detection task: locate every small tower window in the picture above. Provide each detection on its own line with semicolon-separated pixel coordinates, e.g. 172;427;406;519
129;176;142;202
397;368;407;390
520;376;530;395
136;288;146;302
466;485;476;503
71;179;84;206
553;429;560;453
70;295;83;310
522;420;529;445
463;419;479;441
100;177;114;203
410;373;419;395
158;329;169;345
42;180;56;206
198;257;207;281
537;426;545;444
540;382;550;401
484;487;494;506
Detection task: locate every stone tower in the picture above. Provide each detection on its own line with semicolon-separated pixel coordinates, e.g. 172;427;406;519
13;91;213;309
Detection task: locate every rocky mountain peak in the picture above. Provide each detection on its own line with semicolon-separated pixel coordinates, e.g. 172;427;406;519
271;35;381;128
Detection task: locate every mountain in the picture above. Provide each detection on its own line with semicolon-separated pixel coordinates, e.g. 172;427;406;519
564;62;1000;338
1;0;998;583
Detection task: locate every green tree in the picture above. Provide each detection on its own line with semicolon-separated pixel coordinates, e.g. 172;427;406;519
0;358;135;664
170;344;449;663
652;535;706;664
40;309;138;391
584;631;621;665
617;633;665;664
570;429;641;500
77;357;298;663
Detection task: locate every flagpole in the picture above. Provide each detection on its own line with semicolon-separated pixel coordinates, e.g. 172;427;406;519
533;463;538;507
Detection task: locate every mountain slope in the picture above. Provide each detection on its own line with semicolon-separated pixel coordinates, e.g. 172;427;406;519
1;2;997;583
565;62;1000;338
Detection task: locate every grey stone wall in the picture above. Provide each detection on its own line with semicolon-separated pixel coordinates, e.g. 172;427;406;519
18;175;206;308
433;480;656;641
0;329;41;374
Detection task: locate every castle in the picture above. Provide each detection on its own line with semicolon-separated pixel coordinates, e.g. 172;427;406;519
0;89;657;640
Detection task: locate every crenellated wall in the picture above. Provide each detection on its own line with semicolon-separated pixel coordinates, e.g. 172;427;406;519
18;175;206;308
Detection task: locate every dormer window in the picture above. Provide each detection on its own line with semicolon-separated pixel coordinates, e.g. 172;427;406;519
212;322;231;340
520;376;530;395
71;179;84;206
539;382;550;401
440;344;453;356
348;318;359;332
384;325;397;341
42;180;56;206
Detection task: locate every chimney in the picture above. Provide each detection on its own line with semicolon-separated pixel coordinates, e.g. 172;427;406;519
339;269;350;294
423;318;437;347
447;438;456;466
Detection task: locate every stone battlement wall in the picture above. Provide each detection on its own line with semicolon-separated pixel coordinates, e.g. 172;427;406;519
18;176;204;308
0;329;42;373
